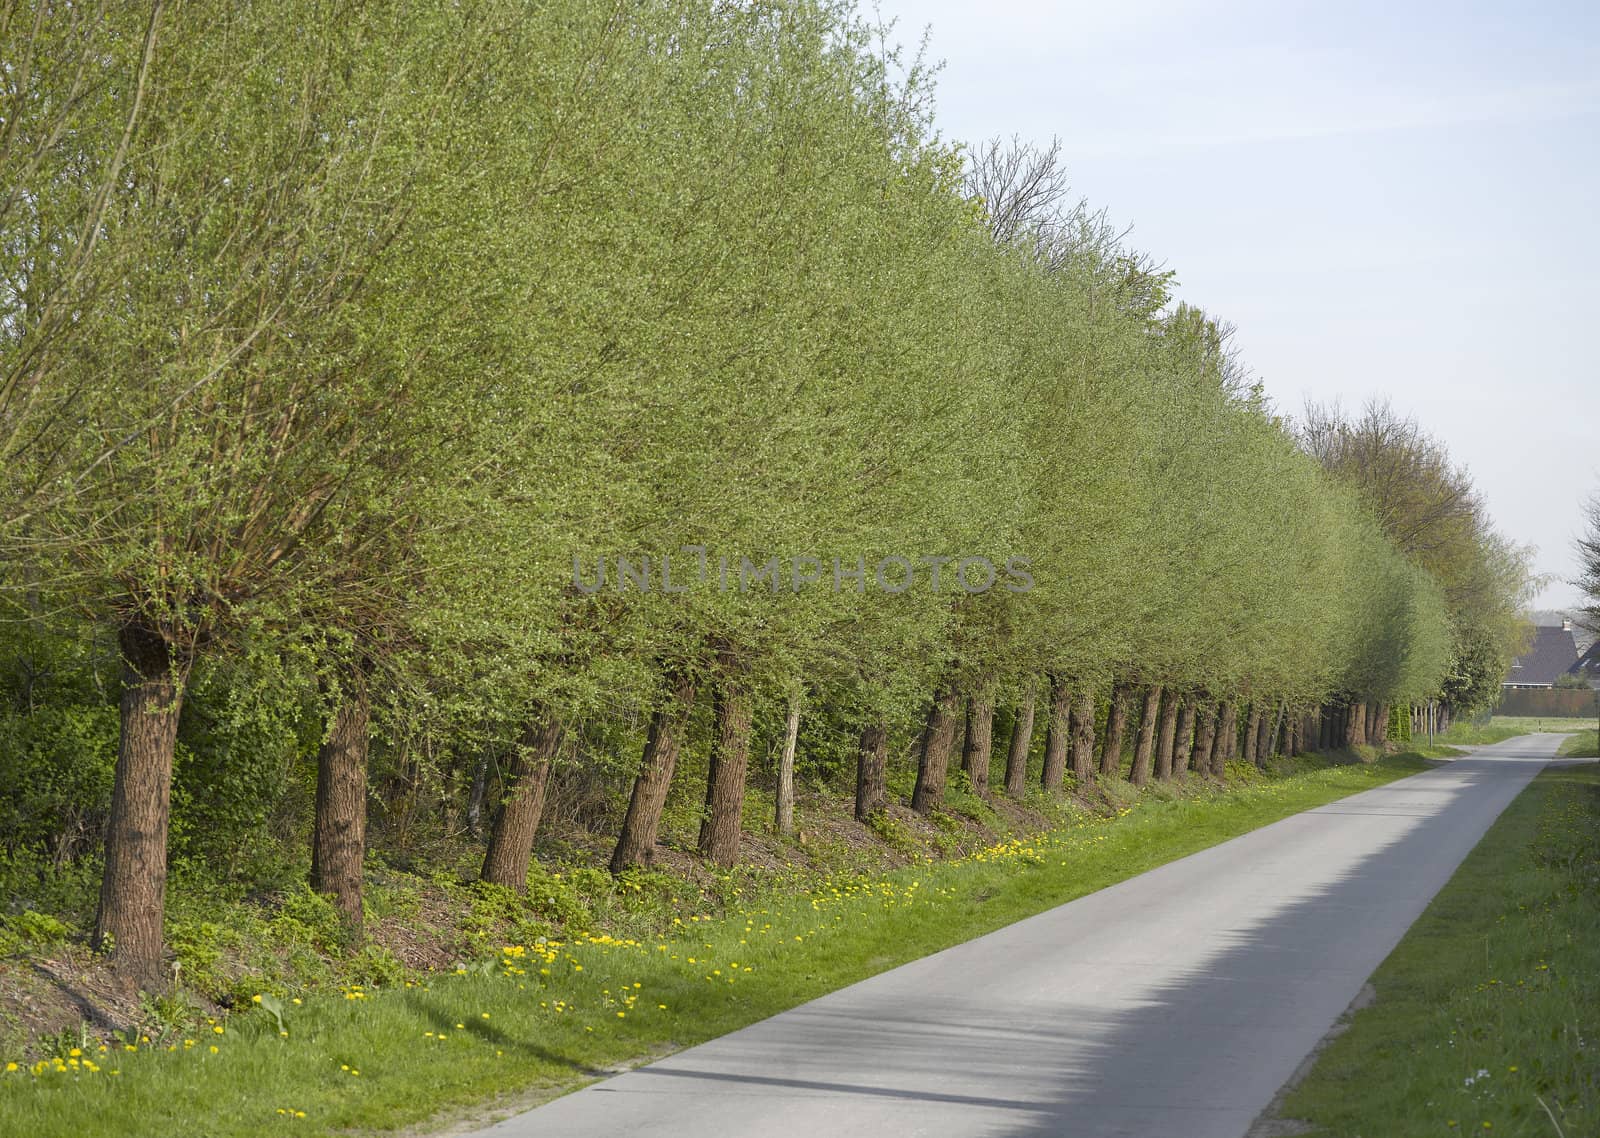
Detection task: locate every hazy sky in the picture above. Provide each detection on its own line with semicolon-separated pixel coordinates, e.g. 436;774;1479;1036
874;0;1598;609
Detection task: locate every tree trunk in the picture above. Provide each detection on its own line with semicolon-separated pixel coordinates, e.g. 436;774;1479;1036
1372;703;1390;746
1154;689;1180;780
1040;676;1072;791
1172;696;1196;777
1070;687;1097;783
1099;683;1132;777
963;692;994;797
774;694;800;836
855;721;888;821
93;621;186;989
1003;684;1035;798
610;672;696;873
311;674;372;938
1346;700;1367;748
911;681;961;814
1129;685;1163;787
699;682;753;867
1193;702;1218;777
480;713;564;890
465;753;490;839
1217;701;1240;773
1242;703;1262;766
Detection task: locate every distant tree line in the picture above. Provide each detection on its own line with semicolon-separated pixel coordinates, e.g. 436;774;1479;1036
0;0;1533;988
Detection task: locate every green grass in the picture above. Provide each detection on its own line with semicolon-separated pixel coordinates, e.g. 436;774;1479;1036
1434;715;1591;747
0;753;1431;1137
1283;762;1600;1137
1557;729;1598;759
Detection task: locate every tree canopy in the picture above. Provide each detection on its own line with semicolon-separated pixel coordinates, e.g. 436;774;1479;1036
0;0;1532;983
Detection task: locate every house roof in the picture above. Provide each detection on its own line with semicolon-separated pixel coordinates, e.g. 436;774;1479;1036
1571;640;1600;686
1504;626;1579;687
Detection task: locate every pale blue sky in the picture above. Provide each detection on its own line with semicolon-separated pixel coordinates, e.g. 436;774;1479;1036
874;0;1599;609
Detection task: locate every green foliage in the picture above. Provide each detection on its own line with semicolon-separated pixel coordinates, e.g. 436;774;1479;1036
863;812;921;857
0;911;74;957
0;701;117;859
0;0;1529;1044
169;655;315;878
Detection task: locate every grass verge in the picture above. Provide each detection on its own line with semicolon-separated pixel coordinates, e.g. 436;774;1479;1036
1281;761;1600;1137
1435;716;1588;747
1557;729;1597;759
0;753;1431;1137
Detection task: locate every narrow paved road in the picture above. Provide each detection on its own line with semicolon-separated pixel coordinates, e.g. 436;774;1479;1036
472;735;1565;1138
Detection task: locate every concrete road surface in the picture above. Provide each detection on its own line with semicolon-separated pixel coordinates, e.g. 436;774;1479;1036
468;734;1566;1138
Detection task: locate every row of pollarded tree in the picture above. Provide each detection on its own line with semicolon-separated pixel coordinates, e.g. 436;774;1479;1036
0;0;1523;994
566;676;1415;882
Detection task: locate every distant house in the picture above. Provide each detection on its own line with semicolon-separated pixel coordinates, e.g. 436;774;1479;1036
1570;639;1600;690
1503;622;1580;689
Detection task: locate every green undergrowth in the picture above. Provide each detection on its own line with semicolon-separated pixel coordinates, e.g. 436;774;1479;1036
1283;762;1600;1136
0;750;1432;1138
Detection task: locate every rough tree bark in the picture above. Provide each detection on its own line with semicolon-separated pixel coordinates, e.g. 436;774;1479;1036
699;682;753;867
855;722;888;821
1004;683;1035;798
1203;704;1228;784
93;621;187;989
1267;703;1286;761
610;671;696;873
1040;676;1072;791
774;693;800;836
1346;700;1367;748
1070;687;1097;783
480;712;564;891
1193;702;1218;777
1129;685;1163;787
311;671;373;938
911;681;962;814
1099;683;1132;777
1172;696;1196;777
963;690;994;797
1242;703;1262;766
1154;688;1180;780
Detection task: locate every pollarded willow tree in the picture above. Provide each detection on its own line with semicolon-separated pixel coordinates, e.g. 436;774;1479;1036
1300;400;1534;721
5;0;574;982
